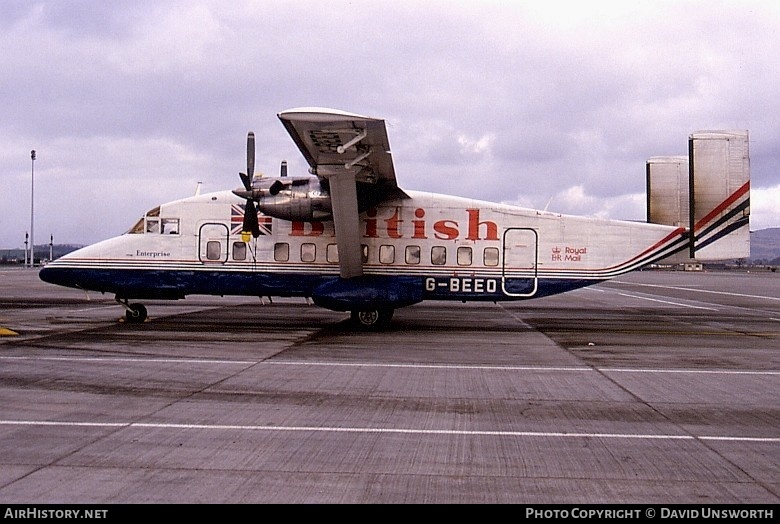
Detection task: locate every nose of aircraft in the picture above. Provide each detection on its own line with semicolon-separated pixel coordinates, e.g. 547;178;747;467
39;264;76;288
38;246;91;289
38;241;107;291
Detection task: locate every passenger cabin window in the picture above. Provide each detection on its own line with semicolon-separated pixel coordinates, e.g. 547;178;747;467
274;243;289;262
232;242;247;261
301;243;316;263
405;245;421;265
457;246;473;266
379;245;395;264
484;247;499;266
327;244;339;263
206;241;221;261
431;246;446;265
326;244;367;263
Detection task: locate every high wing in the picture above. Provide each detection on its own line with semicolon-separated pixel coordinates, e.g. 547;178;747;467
278;107;405;279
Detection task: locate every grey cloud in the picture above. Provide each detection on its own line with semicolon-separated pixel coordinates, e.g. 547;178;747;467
2;1;779;248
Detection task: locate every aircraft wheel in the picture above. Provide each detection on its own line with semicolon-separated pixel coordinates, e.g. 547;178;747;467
125;303;148;323
350;309;393;330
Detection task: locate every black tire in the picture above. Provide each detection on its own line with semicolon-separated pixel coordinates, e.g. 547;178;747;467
125;303;148;323
350;309;393;330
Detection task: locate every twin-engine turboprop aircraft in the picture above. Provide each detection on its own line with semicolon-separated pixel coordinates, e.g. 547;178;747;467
40;108;750;328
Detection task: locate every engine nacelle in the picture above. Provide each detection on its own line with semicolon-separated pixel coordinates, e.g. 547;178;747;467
234;176;334;221
256;190;333;221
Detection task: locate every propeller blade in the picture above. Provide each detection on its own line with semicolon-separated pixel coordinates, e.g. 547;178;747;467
239;132;260;238
243;200;261;238
239;172;252;192
247;131;255;180
269;180;285;196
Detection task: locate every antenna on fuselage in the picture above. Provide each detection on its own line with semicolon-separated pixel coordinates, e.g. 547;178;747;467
281;160;287;177
194;181;202;196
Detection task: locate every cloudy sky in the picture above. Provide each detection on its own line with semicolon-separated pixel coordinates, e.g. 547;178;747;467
2;0;779;249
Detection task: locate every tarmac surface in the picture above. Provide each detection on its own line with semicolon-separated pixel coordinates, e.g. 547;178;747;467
0;267;778;503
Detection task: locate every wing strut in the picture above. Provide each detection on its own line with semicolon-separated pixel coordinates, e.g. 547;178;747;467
337;129;367;154
328;172;364;279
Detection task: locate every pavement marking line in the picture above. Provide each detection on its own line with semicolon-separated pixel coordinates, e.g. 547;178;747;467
267;361;780;376
0;327;19;336
610;281;780;302
699;436;780;442
0;355;589;372
72;305;123;313
2;355;777;376
0;420;126;428
0;355;256;365
603;368;780;376
0;419;777;443
266;361;591;372
614;291;719;311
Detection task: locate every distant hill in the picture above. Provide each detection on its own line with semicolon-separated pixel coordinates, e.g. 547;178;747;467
751;228;780;265
0;244;83;265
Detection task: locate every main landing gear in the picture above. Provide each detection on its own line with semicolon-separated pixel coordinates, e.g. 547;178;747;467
350;309;394;330
116;298;148;324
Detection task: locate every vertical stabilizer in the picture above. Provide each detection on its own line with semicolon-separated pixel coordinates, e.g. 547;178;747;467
647;156;689;227
688;130;750;260
646;131;750;264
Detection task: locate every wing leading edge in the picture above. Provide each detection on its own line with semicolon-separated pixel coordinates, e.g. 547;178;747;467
278;108;404;278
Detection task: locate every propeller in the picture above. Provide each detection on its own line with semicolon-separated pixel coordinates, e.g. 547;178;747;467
239;132;260;238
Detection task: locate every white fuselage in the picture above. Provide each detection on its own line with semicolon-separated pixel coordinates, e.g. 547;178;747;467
41;189;686;305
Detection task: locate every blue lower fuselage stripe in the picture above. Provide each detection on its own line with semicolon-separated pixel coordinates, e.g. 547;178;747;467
39;266;600;303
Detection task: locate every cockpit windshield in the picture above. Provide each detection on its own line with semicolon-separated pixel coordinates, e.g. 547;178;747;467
127;217;144;234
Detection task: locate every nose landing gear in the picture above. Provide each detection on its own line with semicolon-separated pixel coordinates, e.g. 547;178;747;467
116;298;148;323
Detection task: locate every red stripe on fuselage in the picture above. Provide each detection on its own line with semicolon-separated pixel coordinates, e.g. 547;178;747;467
614;227;687;269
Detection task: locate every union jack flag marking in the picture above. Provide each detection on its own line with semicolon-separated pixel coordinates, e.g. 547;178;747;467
231;203;272;236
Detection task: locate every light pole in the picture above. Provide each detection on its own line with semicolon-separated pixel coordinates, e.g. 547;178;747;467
30;150;35;268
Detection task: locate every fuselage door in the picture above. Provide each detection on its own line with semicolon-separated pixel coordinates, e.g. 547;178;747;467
502;228;538;297
198;223;230;264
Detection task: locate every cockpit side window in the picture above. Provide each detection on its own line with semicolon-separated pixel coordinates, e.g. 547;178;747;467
146;218;160;234
161;218;179;235
126;206;180;235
